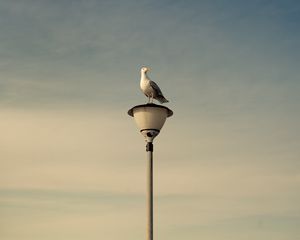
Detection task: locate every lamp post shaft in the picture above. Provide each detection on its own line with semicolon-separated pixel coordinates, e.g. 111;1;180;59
128;104;173;240
146;142;153;240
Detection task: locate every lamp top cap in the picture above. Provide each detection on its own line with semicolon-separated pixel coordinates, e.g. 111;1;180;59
128;103;173;117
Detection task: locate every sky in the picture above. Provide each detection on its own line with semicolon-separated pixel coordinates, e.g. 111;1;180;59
1;0;300;239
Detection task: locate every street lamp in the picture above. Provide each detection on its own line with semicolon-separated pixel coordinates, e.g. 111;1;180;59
128;103;173;240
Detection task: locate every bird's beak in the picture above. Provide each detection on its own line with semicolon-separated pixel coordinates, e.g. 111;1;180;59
146;67;150;71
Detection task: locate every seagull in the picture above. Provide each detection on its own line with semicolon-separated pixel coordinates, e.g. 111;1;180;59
140;67;169;104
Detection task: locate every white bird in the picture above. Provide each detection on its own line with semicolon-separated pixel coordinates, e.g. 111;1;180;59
140;67;169;104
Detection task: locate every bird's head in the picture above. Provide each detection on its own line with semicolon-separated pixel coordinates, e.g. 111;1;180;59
141;66;150;73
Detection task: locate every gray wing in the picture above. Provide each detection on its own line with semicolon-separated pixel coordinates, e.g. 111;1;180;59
149;81;164;96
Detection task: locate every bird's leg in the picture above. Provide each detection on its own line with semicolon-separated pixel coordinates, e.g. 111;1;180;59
148;95;151;103
150;93;154;103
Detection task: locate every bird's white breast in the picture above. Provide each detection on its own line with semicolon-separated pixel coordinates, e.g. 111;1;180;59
140;74;152;95
140;78;149;91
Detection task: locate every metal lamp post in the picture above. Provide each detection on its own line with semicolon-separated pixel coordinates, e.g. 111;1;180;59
128;103;173;240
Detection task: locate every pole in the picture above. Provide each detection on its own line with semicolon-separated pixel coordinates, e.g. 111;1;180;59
146;142;153;240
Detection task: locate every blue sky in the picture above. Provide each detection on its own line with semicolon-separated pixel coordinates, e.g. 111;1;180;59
1;1;300;240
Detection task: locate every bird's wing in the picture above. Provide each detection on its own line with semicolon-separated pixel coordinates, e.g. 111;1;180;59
149;81;163;96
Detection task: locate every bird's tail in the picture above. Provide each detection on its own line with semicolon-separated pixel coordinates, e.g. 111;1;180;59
157;96;169;104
